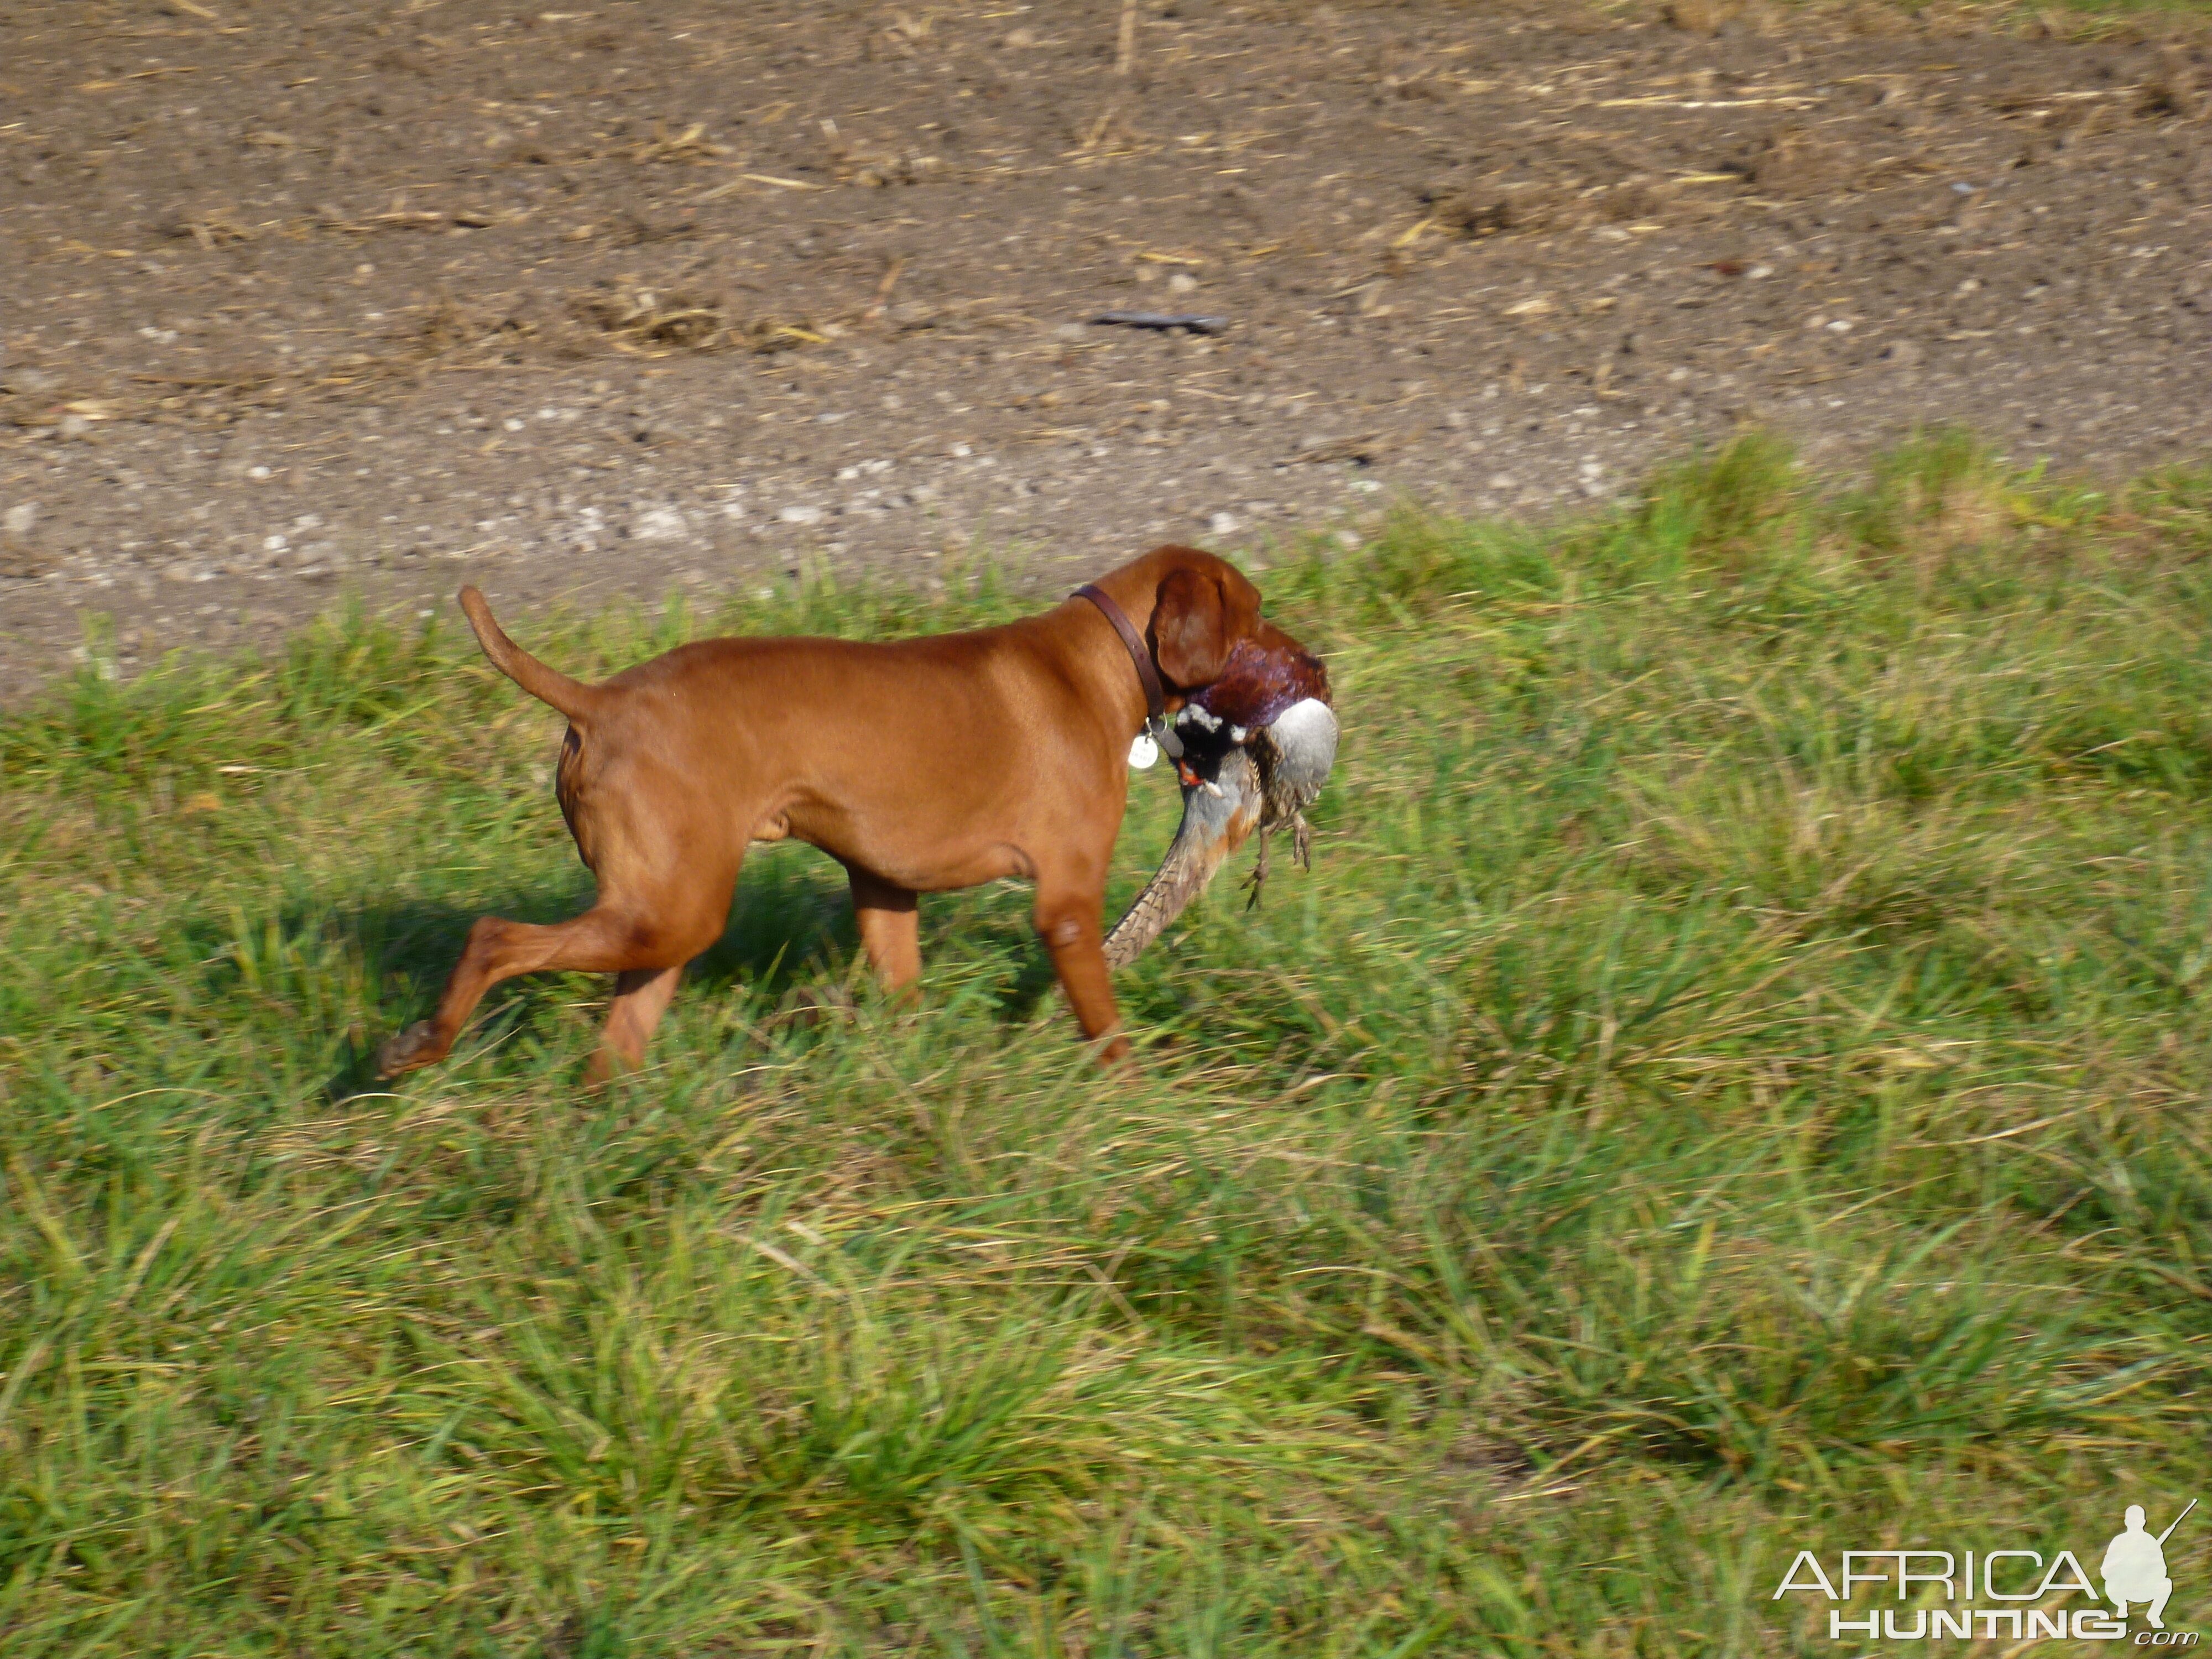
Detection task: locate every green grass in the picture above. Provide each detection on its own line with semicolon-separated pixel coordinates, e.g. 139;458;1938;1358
2;430;2209;1655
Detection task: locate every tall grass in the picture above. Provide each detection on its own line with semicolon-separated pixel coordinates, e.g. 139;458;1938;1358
2;432;2208;1655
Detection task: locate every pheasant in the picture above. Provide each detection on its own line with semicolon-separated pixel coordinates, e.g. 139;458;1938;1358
1103;639;1338;968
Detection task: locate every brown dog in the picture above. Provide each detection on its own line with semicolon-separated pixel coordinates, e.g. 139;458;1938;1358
375;546;1323;1080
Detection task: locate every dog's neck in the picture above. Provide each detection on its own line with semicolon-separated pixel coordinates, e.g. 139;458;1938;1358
1070;576;1170;738
1073;584;1166;728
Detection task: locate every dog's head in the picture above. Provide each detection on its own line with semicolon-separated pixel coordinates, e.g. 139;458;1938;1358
1135;547;1328;727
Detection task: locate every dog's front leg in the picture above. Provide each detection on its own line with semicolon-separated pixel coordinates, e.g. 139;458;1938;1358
848;866;922;1000
1034;884;1131;1067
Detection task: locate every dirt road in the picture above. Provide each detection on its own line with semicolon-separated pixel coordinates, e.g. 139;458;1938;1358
3;0;2207;700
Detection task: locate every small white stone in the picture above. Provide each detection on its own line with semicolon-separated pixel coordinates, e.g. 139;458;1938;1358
1207;511;1239;536
779;503;825;526
247;464;272;479
2;503;36;537
264;534;289;552
632;505;689;541
503;418;525;432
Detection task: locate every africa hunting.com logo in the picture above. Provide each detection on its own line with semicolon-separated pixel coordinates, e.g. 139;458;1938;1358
1773;1500;2198;1645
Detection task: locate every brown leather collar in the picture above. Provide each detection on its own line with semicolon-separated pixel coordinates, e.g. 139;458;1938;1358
1074;583;1182;757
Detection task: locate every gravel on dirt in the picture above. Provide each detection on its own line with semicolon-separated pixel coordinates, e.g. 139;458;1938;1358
2;0;2208;700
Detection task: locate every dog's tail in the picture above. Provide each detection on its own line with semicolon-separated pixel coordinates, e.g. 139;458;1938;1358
457;586;607;722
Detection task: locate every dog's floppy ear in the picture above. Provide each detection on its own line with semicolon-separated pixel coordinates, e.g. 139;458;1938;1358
1151;563;1260;689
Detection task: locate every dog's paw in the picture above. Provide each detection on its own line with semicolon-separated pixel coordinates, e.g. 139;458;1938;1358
375;1020;444;1078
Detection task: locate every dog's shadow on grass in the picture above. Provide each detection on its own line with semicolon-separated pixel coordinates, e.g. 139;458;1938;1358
322;849;1062;1097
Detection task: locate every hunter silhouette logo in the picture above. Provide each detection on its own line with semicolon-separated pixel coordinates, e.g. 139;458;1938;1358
2106;1501;2194;1631
1774;1499;2200;1645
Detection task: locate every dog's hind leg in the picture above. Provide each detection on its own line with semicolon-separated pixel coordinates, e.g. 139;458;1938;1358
587;964;688;1083
377;881;732;1079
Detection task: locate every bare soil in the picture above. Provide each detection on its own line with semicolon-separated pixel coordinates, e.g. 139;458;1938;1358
3;0;2209;701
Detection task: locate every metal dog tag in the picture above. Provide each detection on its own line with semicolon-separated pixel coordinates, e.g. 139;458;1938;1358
1128;732;1160;769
